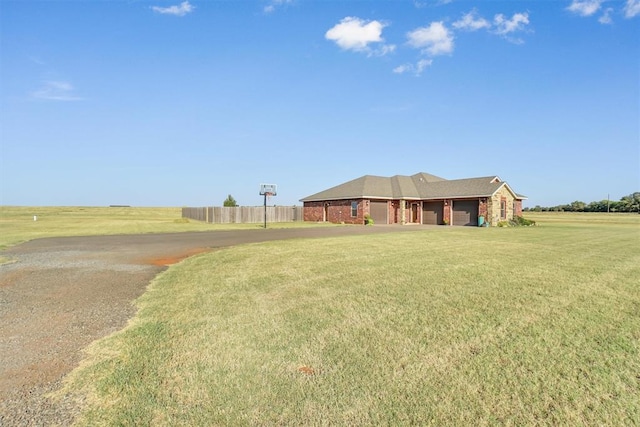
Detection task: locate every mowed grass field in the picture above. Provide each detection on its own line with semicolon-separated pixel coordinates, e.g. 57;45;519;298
58;213;640;426
0;206;207;250
0;206;327;250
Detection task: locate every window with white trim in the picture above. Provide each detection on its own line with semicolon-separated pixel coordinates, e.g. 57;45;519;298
351;201;358;217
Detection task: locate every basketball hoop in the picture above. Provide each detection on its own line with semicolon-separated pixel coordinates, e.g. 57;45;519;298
259;184;277;228
259;184;277;196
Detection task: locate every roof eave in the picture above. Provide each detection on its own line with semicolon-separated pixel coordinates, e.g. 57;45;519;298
301;195;416;202
423;194;494;200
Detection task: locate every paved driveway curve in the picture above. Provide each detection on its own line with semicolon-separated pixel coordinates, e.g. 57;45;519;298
0;225;425;425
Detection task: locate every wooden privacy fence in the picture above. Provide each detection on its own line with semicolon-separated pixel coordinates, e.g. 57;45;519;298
182;206;304;224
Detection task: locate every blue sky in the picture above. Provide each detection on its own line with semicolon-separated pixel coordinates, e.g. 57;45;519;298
1;0;638;207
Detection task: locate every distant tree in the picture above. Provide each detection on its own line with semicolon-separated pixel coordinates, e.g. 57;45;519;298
223;194;238;207
609;201;622;212
586;200;608;212
620;192;640;213
570;201;586;212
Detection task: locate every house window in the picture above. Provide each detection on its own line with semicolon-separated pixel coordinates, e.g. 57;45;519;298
500;199;507;219
351;201;358;217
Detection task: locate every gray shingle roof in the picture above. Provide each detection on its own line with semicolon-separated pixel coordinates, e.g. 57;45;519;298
300;172;524;202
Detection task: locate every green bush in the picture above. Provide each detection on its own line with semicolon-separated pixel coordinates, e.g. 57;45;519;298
364;214;374;225
510;216;536;227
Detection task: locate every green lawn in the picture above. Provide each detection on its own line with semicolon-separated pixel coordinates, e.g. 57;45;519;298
60;214;640;426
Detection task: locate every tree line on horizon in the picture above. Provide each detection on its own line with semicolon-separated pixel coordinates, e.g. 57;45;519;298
524;192;640;213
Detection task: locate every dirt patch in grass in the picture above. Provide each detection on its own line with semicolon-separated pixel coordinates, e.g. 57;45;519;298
146;248;211;266
297;365;316;375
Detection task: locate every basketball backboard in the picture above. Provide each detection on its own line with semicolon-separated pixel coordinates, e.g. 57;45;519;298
259;184;277;196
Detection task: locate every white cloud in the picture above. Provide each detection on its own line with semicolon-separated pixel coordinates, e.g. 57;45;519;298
416;59;433;73
393;59;433;76
31;81;83;101
599;7;614;23
325;17;393;55
407;21;454;56
567;0;603;17
453;10;491;31
373;44;396;57
567;0;639;22
264;0;294;14
393;64;411;74
413;0;451;6
493;12;530;35
151;1;194;17
624;0;640;17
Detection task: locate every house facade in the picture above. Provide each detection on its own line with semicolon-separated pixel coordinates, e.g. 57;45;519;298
300;172;526;226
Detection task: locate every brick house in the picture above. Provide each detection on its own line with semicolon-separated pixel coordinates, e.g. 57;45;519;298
300;172;526;226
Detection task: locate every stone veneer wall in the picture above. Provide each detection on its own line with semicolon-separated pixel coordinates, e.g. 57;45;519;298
487;186;516;225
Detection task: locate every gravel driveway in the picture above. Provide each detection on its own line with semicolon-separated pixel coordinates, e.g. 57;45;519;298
0;225;423;425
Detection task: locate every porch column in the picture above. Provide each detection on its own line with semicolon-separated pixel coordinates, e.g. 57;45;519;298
443;199;452;225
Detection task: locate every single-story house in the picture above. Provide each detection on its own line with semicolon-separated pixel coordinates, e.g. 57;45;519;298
300;172;526;226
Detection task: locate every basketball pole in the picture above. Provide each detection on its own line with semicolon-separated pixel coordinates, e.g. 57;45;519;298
260;184;276;229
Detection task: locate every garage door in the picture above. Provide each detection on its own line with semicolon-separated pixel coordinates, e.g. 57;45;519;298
369;201;388;224
422;201;443;225
452;200;478;226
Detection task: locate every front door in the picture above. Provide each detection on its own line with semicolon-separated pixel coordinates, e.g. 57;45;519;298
411;203;419;223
